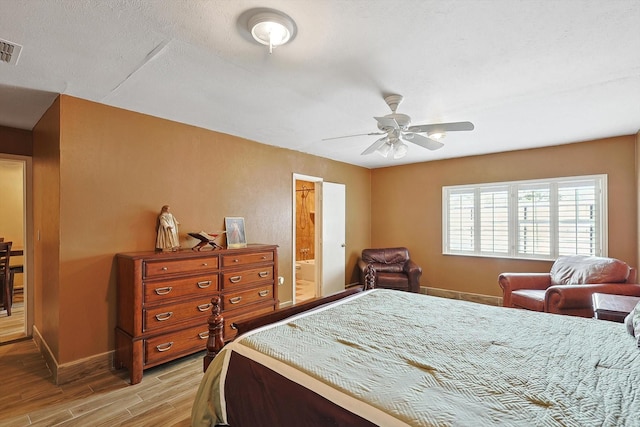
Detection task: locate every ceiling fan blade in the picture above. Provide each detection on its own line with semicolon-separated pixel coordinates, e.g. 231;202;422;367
361;136;389;155
374;116;399;129
404;133;444;150
322;132;386;141
408;121;474;134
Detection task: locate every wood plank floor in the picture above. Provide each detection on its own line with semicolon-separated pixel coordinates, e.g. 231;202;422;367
1;272;27;343
0;303;26;343
0;339;205;426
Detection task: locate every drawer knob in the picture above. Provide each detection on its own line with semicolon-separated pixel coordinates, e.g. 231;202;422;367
258;271;269;278
233;259;239;263
198;331;209;340
261;256;267;259
202;263;208;266
198;303;213;312
229;296;242;304
156;342;174;352
229;276;242;284
155;311;173;322
258;289;270;297
161;267;168;271
197;280;212;288
154;286;172;295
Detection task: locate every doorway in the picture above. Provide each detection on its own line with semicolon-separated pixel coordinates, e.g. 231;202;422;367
293;176;319;304
0;156;30;343
292;174;346;305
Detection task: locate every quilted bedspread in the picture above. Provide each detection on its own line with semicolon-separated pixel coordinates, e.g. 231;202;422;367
192;289;640;426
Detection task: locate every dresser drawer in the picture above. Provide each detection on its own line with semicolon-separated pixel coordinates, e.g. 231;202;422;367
143;298;212;332
144;324;210;365
144;256;219;278
222;284;274;312
221;266;274;289
221;251;273;268
143;275;218;305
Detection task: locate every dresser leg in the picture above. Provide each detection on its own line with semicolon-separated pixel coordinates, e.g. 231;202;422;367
115;328;144;384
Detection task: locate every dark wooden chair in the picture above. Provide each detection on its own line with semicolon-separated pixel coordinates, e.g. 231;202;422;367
0;241;13;316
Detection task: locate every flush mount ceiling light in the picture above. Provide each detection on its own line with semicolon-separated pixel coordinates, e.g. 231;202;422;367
240;8;297;54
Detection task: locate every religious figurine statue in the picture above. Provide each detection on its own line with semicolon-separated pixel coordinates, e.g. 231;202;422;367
156;205;180;252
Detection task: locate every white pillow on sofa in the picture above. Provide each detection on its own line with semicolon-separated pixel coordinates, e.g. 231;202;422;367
550;255;630;285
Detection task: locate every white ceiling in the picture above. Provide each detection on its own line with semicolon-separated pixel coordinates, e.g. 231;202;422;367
0;0;638;169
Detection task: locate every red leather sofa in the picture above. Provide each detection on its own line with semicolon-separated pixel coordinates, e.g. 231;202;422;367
499;255;640;318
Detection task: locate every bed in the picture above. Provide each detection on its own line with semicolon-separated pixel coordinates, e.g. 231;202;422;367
191;288;640;426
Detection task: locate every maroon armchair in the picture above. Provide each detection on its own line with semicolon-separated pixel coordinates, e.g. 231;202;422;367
357;247;422;293
499;255;640;318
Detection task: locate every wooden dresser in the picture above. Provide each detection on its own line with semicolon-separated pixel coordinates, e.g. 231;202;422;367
115;244;278;384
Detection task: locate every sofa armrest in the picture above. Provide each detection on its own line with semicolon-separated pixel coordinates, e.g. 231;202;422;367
545;283;640;316
403;260;423;293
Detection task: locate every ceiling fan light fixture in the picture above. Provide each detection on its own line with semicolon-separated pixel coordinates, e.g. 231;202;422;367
375;142;392;158
247;11;295;53
428;132;446;140
393;142;408;159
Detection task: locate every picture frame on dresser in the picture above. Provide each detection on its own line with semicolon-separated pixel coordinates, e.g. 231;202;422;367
225;217;247;249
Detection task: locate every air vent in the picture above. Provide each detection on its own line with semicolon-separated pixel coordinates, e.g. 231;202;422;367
0;39;22;65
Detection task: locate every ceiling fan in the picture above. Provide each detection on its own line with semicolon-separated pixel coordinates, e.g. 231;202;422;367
325;94;474;159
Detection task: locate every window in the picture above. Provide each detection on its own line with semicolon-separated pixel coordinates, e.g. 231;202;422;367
443;175;607;260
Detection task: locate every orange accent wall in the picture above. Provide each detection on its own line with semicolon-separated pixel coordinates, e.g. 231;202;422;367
371;136;638;297
32;95;372;364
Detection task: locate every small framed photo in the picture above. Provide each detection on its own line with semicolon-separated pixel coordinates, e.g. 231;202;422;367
225;217;247;249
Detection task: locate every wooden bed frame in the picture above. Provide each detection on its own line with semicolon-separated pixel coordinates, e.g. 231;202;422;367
203;286;364;371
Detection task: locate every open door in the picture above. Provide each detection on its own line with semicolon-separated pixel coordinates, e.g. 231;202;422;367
318;181;346;296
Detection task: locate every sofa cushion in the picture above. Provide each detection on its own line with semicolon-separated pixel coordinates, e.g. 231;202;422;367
376;272;410;290
550;256;630;286
511;289;546;312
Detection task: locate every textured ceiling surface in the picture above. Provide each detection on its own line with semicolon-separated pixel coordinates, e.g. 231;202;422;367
0;0;638;168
